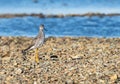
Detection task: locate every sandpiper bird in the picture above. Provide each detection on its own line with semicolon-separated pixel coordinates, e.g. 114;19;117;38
23;24;45;63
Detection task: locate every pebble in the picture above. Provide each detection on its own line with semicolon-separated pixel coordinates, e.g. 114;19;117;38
14;68;22;74
71;54;84;60
110;74;118;82
65;79;74;84
50;55;59;60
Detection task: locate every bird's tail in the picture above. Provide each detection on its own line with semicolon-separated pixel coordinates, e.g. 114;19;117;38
22;45;32;55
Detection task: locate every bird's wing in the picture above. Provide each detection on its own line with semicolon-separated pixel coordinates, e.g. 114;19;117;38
31;35;39;45
22;37;36;52
23;30;44;52
23;44;34;52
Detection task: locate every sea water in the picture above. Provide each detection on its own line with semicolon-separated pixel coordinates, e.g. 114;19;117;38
0;16;120;37
0;0;120;37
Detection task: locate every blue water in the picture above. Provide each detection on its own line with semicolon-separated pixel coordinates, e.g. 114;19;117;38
0;0;120;14
0;0;120;37
0;16;120;37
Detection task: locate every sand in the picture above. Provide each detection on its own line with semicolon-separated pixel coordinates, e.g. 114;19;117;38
0;36;120;84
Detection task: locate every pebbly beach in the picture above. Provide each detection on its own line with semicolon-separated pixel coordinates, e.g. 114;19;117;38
0;36;120;84
1;0;120;83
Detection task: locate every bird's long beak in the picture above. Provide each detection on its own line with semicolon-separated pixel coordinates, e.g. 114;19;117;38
44;28;47;31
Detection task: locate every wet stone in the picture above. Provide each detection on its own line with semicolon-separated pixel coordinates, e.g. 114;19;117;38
50;55;59;61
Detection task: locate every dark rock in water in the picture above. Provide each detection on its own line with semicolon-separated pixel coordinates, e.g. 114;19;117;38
33;0;38;3
0;13;120;18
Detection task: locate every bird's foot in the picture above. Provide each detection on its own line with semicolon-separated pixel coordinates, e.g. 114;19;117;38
22;50;27;55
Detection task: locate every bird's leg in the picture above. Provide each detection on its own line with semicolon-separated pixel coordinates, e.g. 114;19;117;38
35;48;39;63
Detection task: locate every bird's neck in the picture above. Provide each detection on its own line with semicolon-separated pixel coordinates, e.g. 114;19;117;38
40;29;43;32
39;30;44;36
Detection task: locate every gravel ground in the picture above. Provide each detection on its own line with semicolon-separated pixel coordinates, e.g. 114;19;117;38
0;36;120;84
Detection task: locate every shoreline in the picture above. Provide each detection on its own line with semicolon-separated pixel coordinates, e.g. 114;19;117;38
0;13;120;18
0;35;120;39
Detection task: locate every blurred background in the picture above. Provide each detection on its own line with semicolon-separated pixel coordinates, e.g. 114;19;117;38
0;0;120;14
0;0;120;37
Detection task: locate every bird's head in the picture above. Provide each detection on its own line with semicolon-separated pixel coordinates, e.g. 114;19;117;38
39;24;44;31
39;24;47;31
